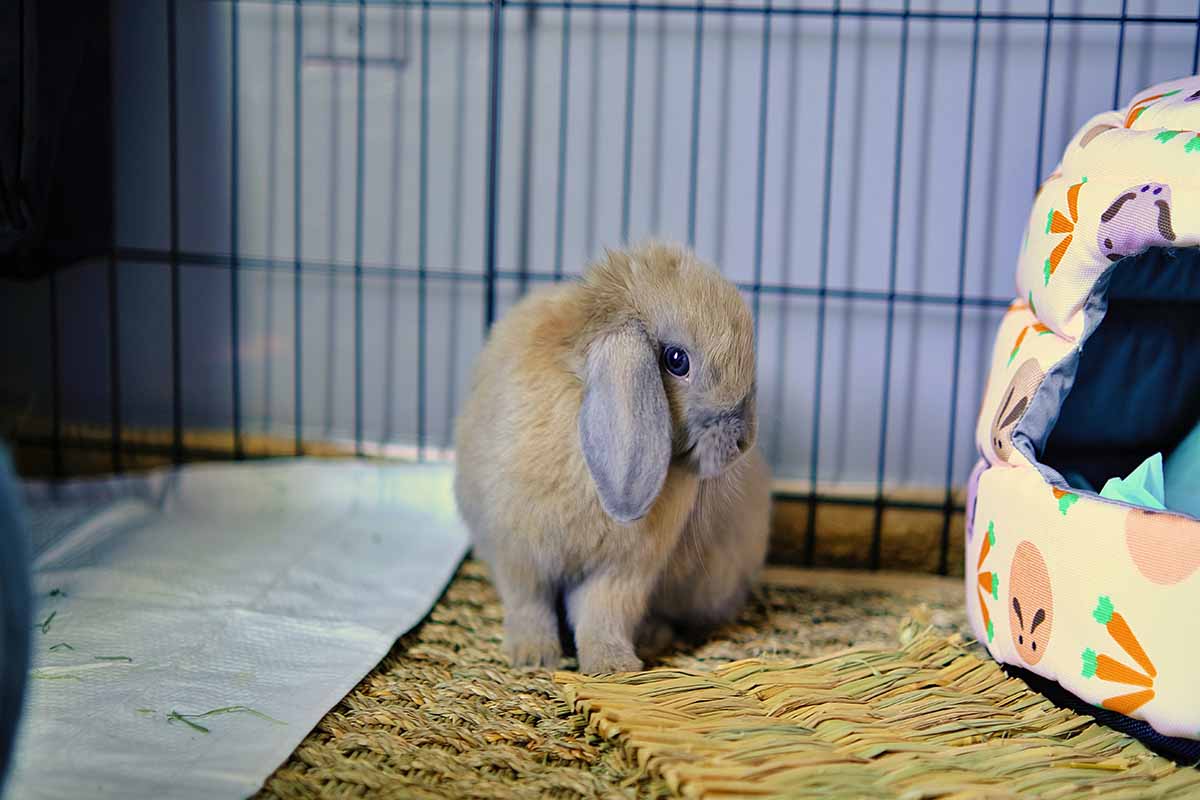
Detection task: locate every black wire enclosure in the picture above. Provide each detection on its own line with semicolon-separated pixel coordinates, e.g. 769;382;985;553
2;0;1199;575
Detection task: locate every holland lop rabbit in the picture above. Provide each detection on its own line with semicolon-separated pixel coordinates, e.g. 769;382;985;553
454;242;771;674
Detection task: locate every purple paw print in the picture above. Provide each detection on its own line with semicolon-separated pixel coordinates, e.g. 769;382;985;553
1096;183;1175;263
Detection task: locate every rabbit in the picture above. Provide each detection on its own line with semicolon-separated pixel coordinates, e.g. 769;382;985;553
453;241;771;674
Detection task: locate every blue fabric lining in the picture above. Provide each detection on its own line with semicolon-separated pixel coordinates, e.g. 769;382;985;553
1013;247;1200;520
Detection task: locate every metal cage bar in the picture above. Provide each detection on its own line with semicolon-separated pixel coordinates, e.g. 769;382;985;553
804;0;840;566
167;0;184;466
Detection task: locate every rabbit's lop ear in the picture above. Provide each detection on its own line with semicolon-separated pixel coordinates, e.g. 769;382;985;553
579;323;671;523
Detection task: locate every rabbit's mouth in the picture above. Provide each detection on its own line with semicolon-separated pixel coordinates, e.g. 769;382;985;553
681;415;752;479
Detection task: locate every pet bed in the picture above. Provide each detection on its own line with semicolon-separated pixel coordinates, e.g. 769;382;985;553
967;75;1200;749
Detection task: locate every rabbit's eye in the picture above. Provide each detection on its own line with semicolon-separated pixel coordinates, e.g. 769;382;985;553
662;346;690;378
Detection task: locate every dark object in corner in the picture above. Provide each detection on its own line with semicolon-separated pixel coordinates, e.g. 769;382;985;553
0;450;31;793
0;0;113;280
1004;664;1200;767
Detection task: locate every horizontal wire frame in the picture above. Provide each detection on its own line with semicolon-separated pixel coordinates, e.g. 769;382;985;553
110;248;1015;308
215;0;1200;24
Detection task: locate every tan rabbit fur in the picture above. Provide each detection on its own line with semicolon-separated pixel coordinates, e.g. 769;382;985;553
454;242;771;674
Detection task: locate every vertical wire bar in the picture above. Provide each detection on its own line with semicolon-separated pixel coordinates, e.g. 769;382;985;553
382;5;407;445
648;14;666;233
516;7;537;294
804;0;840;566
1033;0;1053;189
750;0;771;336
685;0;704;247
418;0;431;460
353;0;366;456
108;10;122;474
713;17;733;265
168;0;183;465
620;6;637;244
484;0;505;327
1112;0;1127;109
553;6;571;280
263;2;280;439
584;12;600;258
444;6;470;448
293;0;304;456
769;9;801;467
870;0;910;571
940;1;983;576
108;254;121;472
231;0;244;458
322;4;338;439
49;274;62;479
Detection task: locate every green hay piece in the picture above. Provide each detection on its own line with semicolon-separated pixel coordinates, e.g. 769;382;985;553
168;705;286;735
1155;130;1184;144
1057;492;1079;515
167;712;211;734
986;521;995;548
1081;648;1098;679
37;611;56;635
95;656;133;663
48;643;74;652
990;573;999;601
31;670;81;682
136;708;157;716
1093;596;1115;626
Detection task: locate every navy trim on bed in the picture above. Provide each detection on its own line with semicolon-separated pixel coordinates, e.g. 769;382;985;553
1003;663;1200;767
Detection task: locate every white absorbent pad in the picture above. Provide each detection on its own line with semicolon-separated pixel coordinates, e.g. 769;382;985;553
5;459;468;800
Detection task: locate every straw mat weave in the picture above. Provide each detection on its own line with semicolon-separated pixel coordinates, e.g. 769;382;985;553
258;561;1195;799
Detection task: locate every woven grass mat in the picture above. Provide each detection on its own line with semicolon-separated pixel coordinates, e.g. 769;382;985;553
558;629;1200;799
256;560;1192;799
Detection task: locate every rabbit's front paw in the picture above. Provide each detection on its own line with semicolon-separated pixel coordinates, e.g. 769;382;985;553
577;640;643;674
504;627;562;669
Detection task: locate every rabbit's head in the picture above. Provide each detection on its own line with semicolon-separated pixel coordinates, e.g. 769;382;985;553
576;243;757;523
